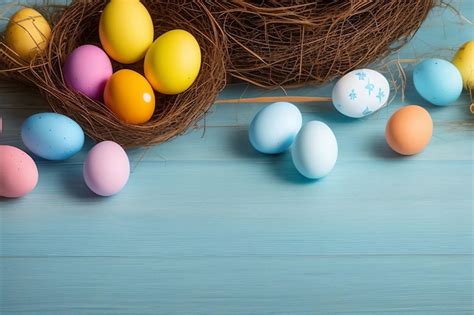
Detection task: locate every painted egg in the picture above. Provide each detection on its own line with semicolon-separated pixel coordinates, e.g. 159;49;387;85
291;121;338;179
99;0;153;64
332;69;390;118
144;29;201;94
248;102;302;154
385;105;433;155
413;58;462;106
83;141;130;196
21;112;85;160
0;145;38;198
452;41;474;90
5;8;51;61
63;45;113;100
103;69;155;124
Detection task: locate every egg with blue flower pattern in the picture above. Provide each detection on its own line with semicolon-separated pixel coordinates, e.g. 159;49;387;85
332;69;390;118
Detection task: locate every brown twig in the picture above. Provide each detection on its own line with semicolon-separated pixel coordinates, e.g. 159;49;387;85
215;96;331;104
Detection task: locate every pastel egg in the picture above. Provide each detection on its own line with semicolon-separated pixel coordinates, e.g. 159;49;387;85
104;69;155;124
413;58;463;106
63;45;113;100
83;141;130;196
248;102;302;154
291;121;338;179
99;0;153;64
5;8;51;61
452;41;474;90
385;105;433;155
144;29;201;94
21;112;85;160
0;145;38;198
332;69;390;118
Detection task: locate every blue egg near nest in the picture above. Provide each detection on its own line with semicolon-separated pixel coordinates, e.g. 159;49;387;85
413;58;463;106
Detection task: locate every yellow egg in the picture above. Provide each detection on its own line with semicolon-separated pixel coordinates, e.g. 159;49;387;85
144;29;201;95
5;8;51;61
452;41;474;90
103;69;155;124
99;0;153;64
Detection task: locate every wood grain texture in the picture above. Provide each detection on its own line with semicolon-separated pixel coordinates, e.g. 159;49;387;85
1;1;473;314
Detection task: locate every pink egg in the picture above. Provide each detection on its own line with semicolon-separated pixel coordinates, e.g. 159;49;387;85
63;45;113;100
83;141;130;196
0;145;38;198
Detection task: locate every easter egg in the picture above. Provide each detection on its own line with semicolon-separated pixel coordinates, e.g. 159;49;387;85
291;121;338;179
452;41;474;90
332;69;390;118
413;58;462;106
63;45;113;100
103;69;155;124
83;141;130;196
248;102;302;154
99;0;153;64
385;105;433;156
5;8;51;61
144;29;201;94
0;145;38;198
21;112;85;160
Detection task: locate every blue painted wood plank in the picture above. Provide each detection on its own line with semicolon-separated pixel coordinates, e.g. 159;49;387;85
1;256;472;314
0;1;473;314
0;160;472;256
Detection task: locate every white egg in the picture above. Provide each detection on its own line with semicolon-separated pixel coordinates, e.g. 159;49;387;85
249;102;302;154
291;121;338;179
332;69;390;118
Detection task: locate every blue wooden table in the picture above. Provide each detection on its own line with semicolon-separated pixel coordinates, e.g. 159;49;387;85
1;1;473;314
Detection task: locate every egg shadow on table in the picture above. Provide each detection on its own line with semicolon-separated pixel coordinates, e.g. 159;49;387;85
268;152;318;185
60;166;104;200
0;196;24;207
228;127;266;159
228;128;317;184
369;134;408;160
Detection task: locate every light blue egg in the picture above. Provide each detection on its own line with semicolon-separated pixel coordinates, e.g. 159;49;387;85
291;121;338;179
413;58;463;106
21;112;85;160
248;102;302;154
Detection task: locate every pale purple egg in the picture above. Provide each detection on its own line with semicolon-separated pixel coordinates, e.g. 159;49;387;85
63;45;113;100
83;141;130;196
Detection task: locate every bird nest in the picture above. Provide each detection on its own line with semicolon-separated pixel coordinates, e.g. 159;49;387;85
0;0;227;148
208;0;435;88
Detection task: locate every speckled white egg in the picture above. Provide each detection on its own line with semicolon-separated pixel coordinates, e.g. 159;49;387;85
332;69;390;118
291;121;338;179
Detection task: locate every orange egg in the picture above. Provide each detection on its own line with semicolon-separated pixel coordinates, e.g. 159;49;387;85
385;105;433;155
104;69;155;124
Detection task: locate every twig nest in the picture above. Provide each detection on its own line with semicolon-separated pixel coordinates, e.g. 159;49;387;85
1;0;226;148
207;0;435;88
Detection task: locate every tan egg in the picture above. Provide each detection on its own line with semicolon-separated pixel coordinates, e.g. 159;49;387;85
5;8;51;61
385;105;433;155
